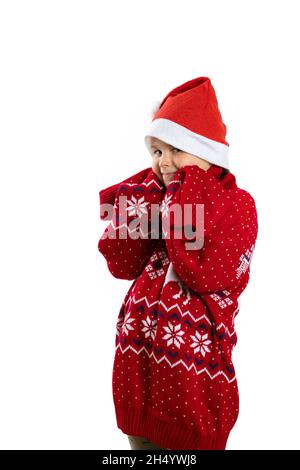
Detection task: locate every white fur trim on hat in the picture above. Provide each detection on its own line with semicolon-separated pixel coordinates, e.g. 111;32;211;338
144;118;229;170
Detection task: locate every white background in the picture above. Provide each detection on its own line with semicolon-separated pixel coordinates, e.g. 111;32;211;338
0;0;299;450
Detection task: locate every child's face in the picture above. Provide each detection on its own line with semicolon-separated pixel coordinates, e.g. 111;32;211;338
149;137;211;186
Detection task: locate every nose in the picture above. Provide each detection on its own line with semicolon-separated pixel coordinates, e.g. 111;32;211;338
159;150;173;171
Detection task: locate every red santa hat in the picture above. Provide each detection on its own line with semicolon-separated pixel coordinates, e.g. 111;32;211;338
144;76;230;170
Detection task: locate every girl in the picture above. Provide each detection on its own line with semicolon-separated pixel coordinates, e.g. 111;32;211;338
98;77;258;450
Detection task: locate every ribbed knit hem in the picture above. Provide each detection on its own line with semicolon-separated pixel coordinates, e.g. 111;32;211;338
115;406;229;450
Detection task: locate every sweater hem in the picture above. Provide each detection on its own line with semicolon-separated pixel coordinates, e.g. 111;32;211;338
115;406;229;450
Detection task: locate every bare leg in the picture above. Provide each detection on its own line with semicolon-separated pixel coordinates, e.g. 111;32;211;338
127;434;169;450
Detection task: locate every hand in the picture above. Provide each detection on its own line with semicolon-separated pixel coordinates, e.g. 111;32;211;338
182;160;211;172
151;167;165;184
162;172;177;187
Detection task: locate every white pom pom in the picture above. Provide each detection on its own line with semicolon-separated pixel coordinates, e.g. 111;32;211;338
148;99;161;117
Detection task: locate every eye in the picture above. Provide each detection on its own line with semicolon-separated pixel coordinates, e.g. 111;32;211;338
152;147;181;156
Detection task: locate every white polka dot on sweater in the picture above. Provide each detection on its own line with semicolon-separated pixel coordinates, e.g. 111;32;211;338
99;164;257;449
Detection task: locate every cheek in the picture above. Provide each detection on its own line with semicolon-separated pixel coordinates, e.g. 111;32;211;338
151;158;160;172
175;154;199;167
174;154;190;168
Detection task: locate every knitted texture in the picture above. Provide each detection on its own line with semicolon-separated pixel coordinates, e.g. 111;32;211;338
98;164;258;450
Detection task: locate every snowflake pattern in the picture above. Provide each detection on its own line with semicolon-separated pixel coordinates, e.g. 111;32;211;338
190;331;212;356
126;195;149;218
141;316;157;340
145;250;170;280
162;321;185;349
121;312;135;336
116;317;123;336
160;194;173;218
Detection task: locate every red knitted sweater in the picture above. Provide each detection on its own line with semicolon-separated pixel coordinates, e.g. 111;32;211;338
98;164;258;450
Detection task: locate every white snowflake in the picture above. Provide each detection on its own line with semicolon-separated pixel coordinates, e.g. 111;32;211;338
190;331;211;356
126;195;149;217
141;315;157;340
160;194;173;218
121;312;135;335
116;317;123;336
162;321;185;349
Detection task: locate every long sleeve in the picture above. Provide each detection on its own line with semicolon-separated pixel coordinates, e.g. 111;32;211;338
162;164;258;296
98;168;166;280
